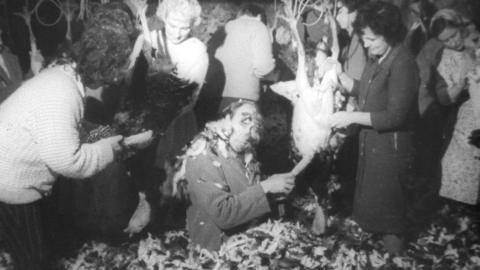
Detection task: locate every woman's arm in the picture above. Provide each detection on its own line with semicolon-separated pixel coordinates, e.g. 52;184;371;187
329;111;371;129
34;78;121;179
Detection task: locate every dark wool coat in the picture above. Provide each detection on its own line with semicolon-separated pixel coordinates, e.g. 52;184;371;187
350;45;419;234
185;147;270;251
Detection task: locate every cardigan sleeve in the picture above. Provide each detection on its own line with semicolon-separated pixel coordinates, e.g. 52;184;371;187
185;153;270;230
34;78;115;179
371;56;419;131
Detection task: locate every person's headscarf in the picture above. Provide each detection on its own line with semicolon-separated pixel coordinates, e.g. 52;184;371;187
429;8;470;31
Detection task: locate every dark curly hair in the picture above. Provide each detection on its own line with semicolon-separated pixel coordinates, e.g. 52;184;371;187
72;2;137;88
353;1;407;46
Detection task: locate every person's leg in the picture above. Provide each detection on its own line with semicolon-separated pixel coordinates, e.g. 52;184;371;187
0;201;45;270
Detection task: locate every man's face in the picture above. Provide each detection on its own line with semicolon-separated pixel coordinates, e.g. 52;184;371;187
165;11;192;45
226;103;261;153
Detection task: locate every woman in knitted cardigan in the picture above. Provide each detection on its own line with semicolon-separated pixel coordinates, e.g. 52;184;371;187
0;4;138;269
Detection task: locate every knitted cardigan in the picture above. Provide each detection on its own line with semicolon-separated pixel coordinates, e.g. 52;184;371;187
0;65;115;204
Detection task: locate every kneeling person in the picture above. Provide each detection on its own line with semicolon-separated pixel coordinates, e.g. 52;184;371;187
180;100;294;251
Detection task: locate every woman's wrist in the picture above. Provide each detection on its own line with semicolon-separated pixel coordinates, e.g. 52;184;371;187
260;181;271;194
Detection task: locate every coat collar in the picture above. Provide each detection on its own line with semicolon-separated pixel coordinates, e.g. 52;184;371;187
369;45;402;80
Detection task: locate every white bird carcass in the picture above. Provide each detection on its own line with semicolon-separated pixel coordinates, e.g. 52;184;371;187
271;65;337;175
270;0;340;235
271;0;339;177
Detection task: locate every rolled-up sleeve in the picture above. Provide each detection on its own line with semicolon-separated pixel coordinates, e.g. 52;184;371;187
371;57;419;131
186;154;270;230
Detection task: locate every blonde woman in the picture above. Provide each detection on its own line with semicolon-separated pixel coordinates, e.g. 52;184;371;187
124;0;209;236
151;0;209;170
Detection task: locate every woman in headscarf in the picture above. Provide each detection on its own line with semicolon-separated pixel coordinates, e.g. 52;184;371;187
414;8;475;221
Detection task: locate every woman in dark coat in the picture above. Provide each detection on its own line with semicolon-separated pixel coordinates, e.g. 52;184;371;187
330;1;419;254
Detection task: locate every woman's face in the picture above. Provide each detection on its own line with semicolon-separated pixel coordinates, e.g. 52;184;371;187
360;27;391;57
437;26;464;51
335;3;356;32
165;11;192;45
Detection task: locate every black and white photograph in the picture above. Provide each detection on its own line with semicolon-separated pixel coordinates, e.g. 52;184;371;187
0;0;479;269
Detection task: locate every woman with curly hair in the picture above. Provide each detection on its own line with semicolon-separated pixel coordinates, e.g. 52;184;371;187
0;4;139;269
330;1;419;254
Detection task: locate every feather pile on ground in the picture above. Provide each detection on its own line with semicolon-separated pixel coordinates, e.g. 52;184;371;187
32;202;474;270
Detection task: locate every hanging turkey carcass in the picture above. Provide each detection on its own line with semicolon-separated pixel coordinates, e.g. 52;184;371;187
270;0;340;234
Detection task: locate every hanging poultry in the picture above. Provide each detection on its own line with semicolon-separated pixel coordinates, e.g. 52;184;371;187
270;0;341;234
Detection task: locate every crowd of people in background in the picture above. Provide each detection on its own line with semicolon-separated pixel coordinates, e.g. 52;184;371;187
0;0;479;269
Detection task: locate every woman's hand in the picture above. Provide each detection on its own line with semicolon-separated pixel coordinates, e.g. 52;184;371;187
123;130;154;150
329;111;372;128
329;111;354;129
104;135;124;153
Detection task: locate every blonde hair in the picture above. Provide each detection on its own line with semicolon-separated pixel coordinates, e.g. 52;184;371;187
156;0;202;27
